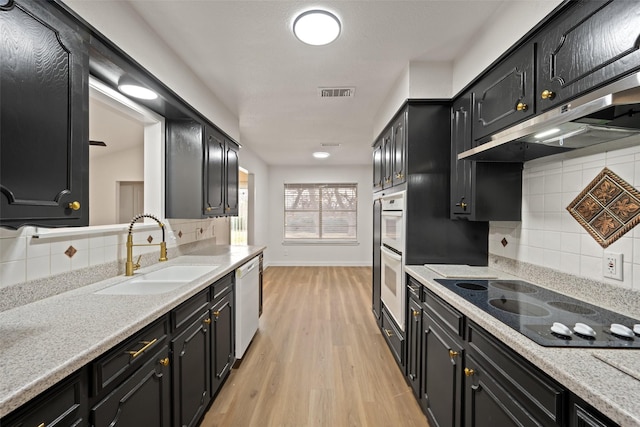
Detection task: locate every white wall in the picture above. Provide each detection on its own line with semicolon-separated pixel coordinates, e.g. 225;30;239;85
90;145;144;226
268;165;372;266
490;141;640;290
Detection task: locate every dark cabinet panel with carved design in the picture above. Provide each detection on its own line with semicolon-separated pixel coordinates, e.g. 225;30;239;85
392;112;407;187
166;120;239;218
406;296;421;400
451;94;523;221
211;288;234;396
381;127;393;190
0;0;89;229
91;346;171;427
535;0;640;111
472;44;535;142
373;139;383;192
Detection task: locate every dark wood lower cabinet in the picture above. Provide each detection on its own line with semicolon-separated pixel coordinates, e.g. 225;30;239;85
90;345;171;427
406;297;421;400
172;311;211;427
211;291;234;396
422;311;464;427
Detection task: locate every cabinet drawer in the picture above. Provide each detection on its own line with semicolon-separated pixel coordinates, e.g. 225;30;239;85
422;287;464;339
91;316;169;395
3;372;84;427
407;276;422;302
212;272;233;301
381;306;404;368
172;288;210;332
467;321;565;425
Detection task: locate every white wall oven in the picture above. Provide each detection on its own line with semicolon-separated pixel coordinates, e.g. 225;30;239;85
380;192;405;331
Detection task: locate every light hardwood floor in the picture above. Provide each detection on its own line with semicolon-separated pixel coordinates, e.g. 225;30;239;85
201;266;429;427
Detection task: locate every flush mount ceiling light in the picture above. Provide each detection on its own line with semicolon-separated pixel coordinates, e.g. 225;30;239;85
293;10;341;46
313;151;330;159
117;76;158;100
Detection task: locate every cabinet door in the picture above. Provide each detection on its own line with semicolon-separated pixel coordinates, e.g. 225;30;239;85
392;112;407;187
372;199;382;323
473;44;535;141
406;297;421;400
0;0;89;229
372;140;383;192
211;292;234;395
204;127;225;216
172;312;211;427
422;311;463;427
536;0;640;111
451;94;473;218
464;355;537;427
224;140;239;216
91;346;171;427
166;120;204;219
381;128;393;189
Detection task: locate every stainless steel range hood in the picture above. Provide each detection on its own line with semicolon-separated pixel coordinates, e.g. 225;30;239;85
459;71;640;162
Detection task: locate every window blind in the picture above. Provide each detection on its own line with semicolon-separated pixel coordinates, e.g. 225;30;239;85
284;183;357;241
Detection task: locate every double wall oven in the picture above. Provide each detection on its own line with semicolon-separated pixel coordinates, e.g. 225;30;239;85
380;192;406;331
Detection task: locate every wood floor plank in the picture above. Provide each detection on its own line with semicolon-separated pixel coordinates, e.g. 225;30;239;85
201;266;429;427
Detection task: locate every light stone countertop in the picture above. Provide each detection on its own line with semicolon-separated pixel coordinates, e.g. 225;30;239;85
408;264;640;427
0;244;265;418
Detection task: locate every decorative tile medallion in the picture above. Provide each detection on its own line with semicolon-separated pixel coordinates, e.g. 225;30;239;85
147;235;153;243
501;238;508;247
65;246;77;258
178;230;183;238
567;167;640;248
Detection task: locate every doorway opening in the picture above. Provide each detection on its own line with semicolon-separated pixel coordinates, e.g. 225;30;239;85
231;169;249;245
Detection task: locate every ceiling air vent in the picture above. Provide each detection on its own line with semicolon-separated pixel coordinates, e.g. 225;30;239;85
321;143;341;147
318;87;355;98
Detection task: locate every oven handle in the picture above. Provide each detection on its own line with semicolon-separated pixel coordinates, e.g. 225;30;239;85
380;246;402;261
381;211;403;217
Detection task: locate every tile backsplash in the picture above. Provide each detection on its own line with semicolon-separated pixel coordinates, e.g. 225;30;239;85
0;217;230;290
490;143;640;290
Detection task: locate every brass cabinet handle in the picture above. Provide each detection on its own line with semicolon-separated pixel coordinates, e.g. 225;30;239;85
456;201;468;209
159;357;170;367
204;318;212;324
449;350;459;358
126;338;158;358
395;173;404;179
516;102;528;111
464;367;475;377
384;328;393;337
213;311;220;317
38;424;45;427
67;201;81;211
541;89;556;100
206;207;213;212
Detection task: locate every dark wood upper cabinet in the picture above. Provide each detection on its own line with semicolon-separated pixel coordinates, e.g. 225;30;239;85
472;44;535;142
392;112;407;187
166;120;239;219
535;0;640;111
372;139;383;192
381;127;393;190
0;0;89;229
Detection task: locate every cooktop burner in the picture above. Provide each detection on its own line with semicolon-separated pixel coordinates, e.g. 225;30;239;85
434;278;640;348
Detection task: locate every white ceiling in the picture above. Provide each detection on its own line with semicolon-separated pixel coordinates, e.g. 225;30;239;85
120;0;509;166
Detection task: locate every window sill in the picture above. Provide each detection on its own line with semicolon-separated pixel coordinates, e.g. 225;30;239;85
282;240;359;246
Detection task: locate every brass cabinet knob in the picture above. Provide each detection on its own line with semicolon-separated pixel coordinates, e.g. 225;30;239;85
412;309;420;318
38;424;45;427
204;318;212;324
384;328;393;337
213;311;220;317
464;367;475;377
516;102;528;111
456;201;468;210
67;201;81;211
159;357;170;367
541;89;556;100
449;350;459;358
206;207;213;212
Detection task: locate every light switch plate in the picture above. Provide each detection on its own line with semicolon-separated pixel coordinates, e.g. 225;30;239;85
603;252;623;280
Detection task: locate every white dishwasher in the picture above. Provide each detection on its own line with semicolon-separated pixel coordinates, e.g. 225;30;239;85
235;256;260;359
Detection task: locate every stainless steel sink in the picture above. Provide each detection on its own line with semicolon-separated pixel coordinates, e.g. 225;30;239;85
95;265;218;295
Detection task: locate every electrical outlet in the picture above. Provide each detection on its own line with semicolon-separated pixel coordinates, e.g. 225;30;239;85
603;252;623;280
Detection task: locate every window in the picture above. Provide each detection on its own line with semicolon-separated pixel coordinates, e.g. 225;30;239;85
284;183;357;242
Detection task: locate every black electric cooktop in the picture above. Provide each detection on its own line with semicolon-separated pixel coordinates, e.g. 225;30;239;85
434;278;640;348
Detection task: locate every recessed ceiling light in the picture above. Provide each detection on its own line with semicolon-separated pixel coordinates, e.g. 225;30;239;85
534;128;561;139
293;10;341;46
117;76;158;100
313;151;330;159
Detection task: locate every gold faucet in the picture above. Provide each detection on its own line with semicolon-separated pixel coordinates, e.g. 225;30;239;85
126;214;168;276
